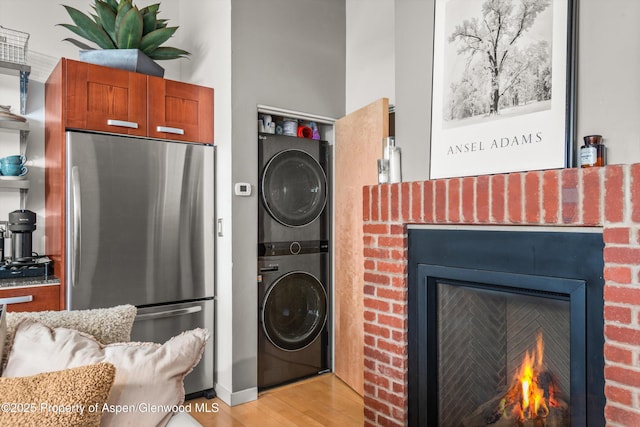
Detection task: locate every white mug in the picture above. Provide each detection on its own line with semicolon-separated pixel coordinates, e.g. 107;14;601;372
261;115;272;128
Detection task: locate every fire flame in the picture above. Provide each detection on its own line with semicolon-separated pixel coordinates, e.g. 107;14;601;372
501;332;555;422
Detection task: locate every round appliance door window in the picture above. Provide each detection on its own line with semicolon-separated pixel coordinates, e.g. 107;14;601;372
262;272;327;351
261;149;327;227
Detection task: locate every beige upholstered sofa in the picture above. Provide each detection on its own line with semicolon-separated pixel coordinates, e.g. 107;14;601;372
167;410;202;427
0;305;208;427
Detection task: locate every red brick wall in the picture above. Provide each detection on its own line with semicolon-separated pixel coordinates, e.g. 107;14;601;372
362;165;640;426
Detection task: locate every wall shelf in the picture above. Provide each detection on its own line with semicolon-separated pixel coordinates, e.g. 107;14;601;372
0;60;31;115
0;61;31;198
0;179;29;190
0;120;29;132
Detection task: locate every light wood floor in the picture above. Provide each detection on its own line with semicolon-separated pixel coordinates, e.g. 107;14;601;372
187;374;364;426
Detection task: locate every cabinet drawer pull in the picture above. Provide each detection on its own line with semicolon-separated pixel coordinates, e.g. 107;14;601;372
0;295;33;305
157;126;185;135
107;119;139;129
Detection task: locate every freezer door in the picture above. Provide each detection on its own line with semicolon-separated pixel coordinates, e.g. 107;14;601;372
66;131;215;309
132;300;214;395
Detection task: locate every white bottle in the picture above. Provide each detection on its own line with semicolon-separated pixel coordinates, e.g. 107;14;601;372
383;137;402;183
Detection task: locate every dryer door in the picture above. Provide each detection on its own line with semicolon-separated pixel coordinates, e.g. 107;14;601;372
262;271;327;351
261;149;327;227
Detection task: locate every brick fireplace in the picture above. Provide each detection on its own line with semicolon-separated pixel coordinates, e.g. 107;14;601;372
362;165;640;426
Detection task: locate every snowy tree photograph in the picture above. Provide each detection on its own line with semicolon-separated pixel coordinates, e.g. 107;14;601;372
442;0;553;127
429;0;574;179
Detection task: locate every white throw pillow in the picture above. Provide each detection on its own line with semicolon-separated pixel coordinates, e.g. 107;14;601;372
4;319;209;427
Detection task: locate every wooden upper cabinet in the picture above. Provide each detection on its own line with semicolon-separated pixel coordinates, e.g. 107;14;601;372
148;77;214;144
65;59;148;136
62;59;214;144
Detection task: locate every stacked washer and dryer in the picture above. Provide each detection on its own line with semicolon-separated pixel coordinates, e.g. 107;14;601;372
257;130;331;390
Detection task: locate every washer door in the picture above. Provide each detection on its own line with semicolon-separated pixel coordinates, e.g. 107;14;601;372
262;271;327;351
261;149;327;227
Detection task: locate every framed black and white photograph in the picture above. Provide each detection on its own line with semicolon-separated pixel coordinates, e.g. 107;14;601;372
429;0;575;179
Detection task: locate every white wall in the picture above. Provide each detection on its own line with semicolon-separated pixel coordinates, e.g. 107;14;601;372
395;0;434;182
576;0;640;164
345;0;396;114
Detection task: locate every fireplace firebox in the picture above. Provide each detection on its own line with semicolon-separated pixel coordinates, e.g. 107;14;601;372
408;227;605;426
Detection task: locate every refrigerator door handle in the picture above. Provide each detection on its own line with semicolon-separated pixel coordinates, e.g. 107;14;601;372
107;119;139;129
135;305;202;321
71;166;82;289
156;126;185;135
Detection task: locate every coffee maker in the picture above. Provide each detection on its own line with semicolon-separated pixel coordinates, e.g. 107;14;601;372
8;209;36;263
0;210;52;280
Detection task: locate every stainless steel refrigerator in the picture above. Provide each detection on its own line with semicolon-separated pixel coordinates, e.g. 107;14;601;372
65;131;215;396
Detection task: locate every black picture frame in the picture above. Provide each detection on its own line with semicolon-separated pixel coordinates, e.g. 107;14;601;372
429;0;577;179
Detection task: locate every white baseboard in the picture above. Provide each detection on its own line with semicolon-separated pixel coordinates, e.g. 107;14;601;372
214;384;258;406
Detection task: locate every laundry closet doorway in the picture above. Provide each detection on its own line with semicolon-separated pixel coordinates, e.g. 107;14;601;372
256;105;335;390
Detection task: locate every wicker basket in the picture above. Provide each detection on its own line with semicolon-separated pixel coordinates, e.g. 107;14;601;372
0;26;29;65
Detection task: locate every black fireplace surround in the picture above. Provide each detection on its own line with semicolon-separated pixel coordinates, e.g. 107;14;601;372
408;227;605;426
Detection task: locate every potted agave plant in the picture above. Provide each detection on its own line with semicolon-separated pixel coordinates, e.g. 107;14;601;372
59;0;190;77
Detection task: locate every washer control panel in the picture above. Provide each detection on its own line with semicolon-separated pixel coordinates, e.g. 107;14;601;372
258;240;328;257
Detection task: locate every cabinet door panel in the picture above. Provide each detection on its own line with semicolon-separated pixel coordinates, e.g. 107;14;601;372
0;285;60;312
148;77;214;144
65;60;147;136
334;98;389;396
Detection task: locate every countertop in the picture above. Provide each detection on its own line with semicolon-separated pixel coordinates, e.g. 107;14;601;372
0;277;61;289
